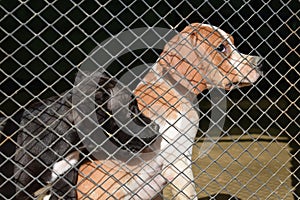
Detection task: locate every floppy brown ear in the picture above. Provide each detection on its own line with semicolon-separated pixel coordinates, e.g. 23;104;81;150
178;23;202;35
164;23;202;48
162;27;197;56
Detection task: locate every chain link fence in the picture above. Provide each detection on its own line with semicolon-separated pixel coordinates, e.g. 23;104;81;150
0;0;299;199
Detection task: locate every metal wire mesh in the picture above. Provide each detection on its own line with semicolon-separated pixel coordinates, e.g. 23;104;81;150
0;0;299;199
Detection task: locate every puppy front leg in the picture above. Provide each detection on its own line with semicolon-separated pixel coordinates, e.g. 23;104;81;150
160;121;198;200
163;155;197;200
124;162;166;200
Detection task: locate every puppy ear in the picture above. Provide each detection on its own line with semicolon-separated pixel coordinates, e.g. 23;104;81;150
98;76;116;91
163;23;202;54
95;76;117;111
107;85;131;112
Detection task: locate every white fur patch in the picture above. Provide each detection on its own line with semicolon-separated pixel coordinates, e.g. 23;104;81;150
50;151;80;182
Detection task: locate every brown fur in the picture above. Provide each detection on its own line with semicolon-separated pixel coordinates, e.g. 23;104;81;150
76;23;261;199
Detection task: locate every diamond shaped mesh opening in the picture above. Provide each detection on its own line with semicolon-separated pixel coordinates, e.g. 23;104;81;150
0;0;299;199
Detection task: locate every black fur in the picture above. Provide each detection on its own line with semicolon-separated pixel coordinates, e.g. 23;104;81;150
10;75;158;199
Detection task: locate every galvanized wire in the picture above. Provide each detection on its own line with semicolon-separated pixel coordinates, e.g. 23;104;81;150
0;0;299;199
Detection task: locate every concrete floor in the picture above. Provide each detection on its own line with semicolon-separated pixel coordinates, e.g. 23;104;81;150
163;134;294;200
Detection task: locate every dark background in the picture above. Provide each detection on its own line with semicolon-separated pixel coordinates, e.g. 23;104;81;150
0;0;299;199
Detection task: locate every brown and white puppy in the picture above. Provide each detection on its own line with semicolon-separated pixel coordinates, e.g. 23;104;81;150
77;23;262;199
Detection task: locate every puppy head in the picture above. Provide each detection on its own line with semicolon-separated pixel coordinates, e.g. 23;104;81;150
160;23;262;92
95;77;159;152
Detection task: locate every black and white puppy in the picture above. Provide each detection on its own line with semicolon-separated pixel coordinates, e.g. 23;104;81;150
12;74;159;200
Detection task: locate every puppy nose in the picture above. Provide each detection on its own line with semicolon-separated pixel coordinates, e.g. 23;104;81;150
254;57;267;74
251;55;265;72
251;55;262;65
258;60;268;74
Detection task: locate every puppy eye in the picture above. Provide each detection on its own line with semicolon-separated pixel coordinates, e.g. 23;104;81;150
216;44;226;53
